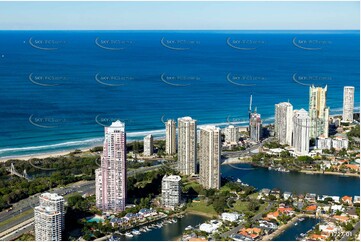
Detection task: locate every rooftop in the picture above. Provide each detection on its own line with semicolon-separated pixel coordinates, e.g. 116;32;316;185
110;120;125;128
40;192;64;201
163;175;181;182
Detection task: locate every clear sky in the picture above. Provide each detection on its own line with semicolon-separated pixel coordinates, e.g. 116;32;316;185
0;1;359;30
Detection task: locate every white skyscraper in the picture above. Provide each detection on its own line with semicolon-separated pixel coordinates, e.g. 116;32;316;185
165;119;176;155
249;111;262;142
161;175;181;208
178;117;197;175
143;134;153;156
293;109;311;156
34;193;64;241
199;126;221;189
96;120;127;212
309;85;330;138
38;192;65;230
275;102;293;146
224;125;239;143
342;86;355;123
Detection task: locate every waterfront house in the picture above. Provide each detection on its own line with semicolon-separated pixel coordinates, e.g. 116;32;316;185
259;188;271;197
283;192;292;200
221;212;242;222
317;195;340;203
344;164;360;171
270;189;281;199
305;193;317;203
341;196;353;205
297;194;305;202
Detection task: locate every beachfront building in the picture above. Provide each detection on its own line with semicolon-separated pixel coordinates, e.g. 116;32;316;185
342;86;355;123
161;175;181;208
165;119;176;155
224;125;239;143
34;193;64;241
96;120;127;212
309;85;330;138
275;102;293;145
249;111;262;142
293;109;311;155
332;134;349;150
143;134;153;156
177;117;197;175
316;135;332;150
199;125;221;189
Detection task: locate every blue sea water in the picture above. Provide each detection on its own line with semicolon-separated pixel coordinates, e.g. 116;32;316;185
0;30;359;158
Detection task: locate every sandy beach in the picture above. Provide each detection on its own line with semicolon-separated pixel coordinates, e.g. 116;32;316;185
0;147;94;163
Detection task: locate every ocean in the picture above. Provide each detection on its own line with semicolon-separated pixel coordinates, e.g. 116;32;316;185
0;30;359;158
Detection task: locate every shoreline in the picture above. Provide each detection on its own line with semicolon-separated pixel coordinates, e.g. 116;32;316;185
0;138;169;163
0;112;358;163
0;147;95;163
185;210;215;219
223;160;360;178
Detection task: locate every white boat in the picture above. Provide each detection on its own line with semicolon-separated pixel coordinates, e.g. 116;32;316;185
172;219;177;223
294;223;298;226
298;218;305;222
131;229;141;235
125;232;133;238
236;178;242;183
185;225;194;231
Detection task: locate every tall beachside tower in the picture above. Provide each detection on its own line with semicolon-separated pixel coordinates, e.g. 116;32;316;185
165;119;177;155
177;117;197;175
275;102;293;146
95;120;127;212
342;86;355;123
309;85;330;138
199;125;221;189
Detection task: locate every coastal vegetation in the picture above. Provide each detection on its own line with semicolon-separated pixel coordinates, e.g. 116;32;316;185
0;154;99;211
